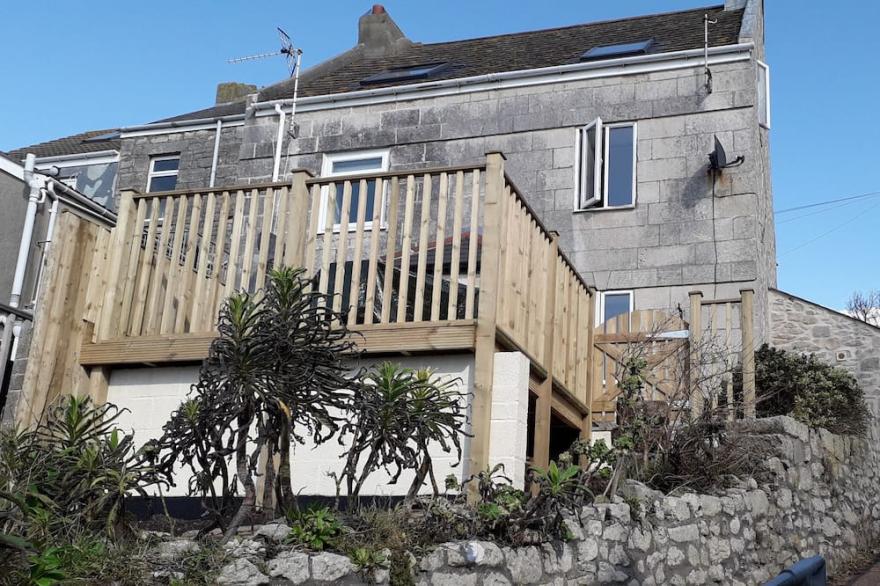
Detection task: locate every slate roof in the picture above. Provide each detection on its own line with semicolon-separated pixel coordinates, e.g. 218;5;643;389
3;129;120;162
260;4;743;101
5;4;743;156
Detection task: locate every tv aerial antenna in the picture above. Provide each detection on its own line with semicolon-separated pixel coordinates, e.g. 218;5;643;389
228;27;302;78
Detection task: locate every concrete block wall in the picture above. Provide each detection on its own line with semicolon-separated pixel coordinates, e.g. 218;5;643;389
768;289;880;415
488;351;530;488
114;56;774;339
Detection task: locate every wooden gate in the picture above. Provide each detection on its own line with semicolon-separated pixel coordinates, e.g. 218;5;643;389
591;310;690;426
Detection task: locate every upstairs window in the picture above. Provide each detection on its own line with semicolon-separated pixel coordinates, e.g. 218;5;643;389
597;290;633;324
320;150;389;232
757;60;771;128
575;119;636;210
147;155;180;192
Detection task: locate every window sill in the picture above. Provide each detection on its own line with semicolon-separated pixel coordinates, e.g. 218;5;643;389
573;204;636;214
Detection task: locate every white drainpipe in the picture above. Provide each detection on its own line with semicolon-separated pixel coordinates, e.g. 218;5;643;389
272;104;286;181
9;154;43;308
209;119;222;187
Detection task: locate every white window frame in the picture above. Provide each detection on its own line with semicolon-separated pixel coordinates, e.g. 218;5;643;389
146;154;180;193
595;289;634;325
757;60;771;129
318;149;390;233
573;119;637;212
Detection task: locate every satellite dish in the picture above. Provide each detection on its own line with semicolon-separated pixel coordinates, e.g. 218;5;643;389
708;135;744;172
709;135;727;170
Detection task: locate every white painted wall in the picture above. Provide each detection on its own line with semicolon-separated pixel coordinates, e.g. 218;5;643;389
106;355;474;497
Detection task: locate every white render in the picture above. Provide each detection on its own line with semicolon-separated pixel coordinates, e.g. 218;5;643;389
106;355;476;497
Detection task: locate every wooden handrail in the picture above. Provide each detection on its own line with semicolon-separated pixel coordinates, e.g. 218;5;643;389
306;163;487;186
130;180;292;199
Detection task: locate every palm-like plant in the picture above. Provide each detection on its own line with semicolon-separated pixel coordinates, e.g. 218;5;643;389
155;267;360;538
334;363;468;503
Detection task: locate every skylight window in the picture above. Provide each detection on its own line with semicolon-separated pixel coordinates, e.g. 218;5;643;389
581;39;654;61
361;62;449;85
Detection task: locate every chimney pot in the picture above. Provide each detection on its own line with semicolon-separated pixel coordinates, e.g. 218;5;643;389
371;4;385;14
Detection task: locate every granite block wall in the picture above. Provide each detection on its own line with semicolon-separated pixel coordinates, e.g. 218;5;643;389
114;55;775;340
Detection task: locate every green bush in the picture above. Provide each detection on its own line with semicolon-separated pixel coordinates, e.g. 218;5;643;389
755;344;871;436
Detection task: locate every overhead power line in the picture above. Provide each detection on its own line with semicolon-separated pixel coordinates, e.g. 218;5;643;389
775;190;880;215
780;199;880;256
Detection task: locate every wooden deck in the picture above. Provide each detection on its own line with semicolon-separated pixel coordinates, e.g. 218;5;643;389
18;153;596;476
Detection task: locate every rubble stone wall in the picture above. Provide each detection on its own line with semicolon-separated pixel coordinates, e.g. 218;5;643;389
156;416;880;585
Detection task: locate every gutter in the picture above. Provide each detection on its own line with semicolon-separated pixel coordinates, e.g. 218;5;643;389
32;150;119;165
254;42;755;111
117;42;755;136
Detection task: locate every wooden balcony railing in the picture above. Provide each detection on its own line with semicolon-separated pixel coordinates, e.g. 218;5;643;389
84;154;594;405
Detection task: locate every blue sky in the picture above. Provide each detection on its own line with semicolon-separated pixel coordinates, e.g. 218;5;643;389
1;1;878;309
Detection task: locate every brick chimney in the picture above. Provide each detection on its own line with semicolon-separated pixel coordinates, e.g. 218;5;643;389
215;82;257;105
358;4;411;57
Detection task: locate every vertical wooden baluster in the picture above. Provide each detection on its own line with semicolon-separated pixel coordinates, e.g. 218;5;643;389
413;173;433;322
318;183;336;302
517;209;532;338
223;190;246;300
174;193;202;333
255;188;276;291
396;176;416;323
239;189;260;291
740;288;756;418
465;170;481;319
725;301;734;421
144;196;174;335
118;198;147;335
430;172;448;321
304;184;321;277
379;178;401;324
446;171;465;321
494;184;510;325
160;195;189;334
206;192;230;329
190;191;216;332
347;179;369;325
273;185;288;268
363;177;384;325
129;198;158;335
688;290;704;418
284;172;312;270
332;181;352;314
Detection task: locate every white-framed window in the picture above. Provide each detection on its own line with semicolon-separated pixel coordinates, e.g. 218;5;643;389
596;290;634;324
319;149;389;232
757;60;771;129
574;119;637;211
147;154;180;192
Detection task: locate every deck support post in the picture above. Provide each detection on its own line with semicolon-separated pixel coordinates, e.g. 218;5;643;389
740;288;756;418
532;233;558;474
688;290;704;418
469;153;505;497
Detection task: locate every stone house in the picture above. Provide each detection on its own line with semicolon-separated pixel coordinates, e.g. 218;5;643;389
5;0;876;498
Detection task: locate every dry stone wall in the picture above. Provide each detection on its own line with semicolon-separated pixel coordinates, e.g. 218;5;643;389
152;415;880;585
769;288;880;415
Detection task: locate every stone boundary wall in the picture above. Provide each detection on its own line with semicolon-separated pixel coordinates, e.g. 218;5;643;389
768;288;880;415
157;415;880;585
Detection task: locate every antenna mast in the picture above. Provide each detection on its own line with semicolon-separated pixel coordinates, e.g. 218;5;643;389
704;13;718;94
